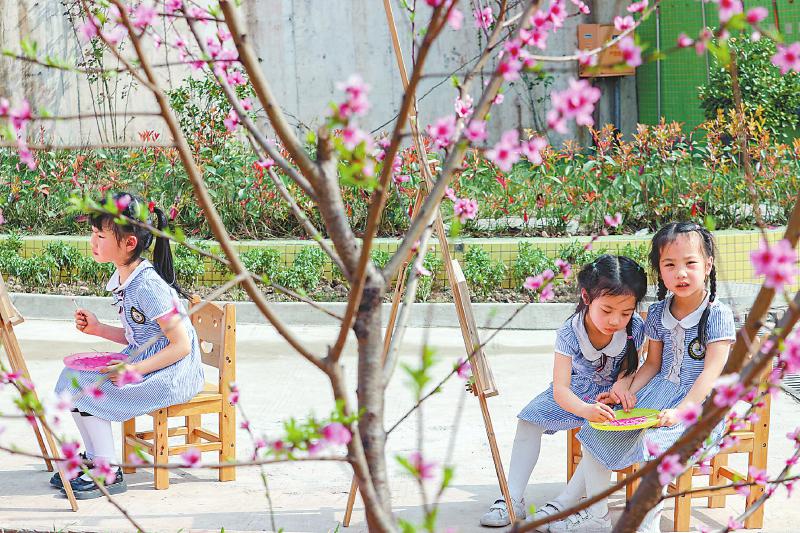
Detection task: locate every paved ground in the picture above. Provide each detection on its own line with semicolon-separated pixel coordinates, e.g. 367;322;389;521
1;320;798;532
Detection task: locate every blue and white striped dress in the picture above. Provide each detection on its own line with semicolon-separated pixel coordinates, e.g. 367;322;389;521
518;312;645;434
577;295;736;469
55;260;205;422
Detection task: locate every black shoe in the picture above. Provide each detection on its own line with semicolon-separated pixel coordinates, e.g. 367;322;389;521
61;468;127;500
50;452;92;489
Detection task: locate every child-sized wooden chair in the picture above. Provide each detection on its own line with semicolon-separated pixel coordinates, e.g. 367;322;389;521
122;296;236;489
667;368;772;531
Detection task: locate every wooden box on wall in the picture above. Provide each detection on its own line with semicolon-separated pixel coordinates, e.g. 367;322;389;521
577;23;635;77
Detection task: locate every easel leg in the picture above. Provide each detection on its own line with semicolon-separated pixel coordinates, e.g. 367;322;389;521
41;417;79;511
342;475;359;527
477;392;516;523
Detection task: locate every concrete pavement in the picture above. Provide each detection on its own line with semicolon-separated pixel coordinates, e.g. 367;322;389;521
1;320;798;532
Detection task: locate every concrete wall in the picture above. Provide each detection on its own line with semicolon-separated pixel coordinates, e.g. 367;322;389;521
0;0;638;146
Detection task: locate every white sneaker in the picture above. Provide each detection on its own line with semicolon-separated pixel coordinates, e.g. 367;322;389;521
529;501;564;532
480;497;527;527
549;509;612;533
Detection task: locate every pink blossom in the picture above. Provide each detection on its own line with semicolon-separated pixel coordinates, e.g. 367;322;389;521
169;205;178;220
83;383;105;400
788;427;800;445
676;402;701;426
78;17;99;42
524;275;544;291
456;359;471;379
714;374;744;407
555;258;572;280
180;447;201;467
0;98;8;116
493;93;505;105
132;4;157;29
228;389;240;406
416;263;432;277
218;28;232;43
226;70;246;86
547;78;601;133
464;120;488;143
454;94;473;118
772;42;800;74
224;109;239;132
618;36;642;67
117;367;142;387
307;440;325;456
486;130;521;172
473;7;494;29
240;98;253;111
735;483;751;496
750;239;798;292
604;212;623;228
748;465;768;486
102;25;127;46
17;143;35;170
426;115;457;149
322;422;352;446
453;198;478;223
717;0;743;24
342;126;369;151
540;284;555;302
698;459;712;475
59;441;83;478
256;158;275;170
128;452;146;466
9;100;31;131
657;453;683;485
578;50;598;67
337;74;371;118
91;457;115;485
521;136;547;165
393;174;410;186
425;0;444;6
409;451;437;480
645;438;663;457
677;33;694;48
498;58;522;81
114;193;132;212
570;0;590;15
189;6;210;24
240;420;250;430
447;8;464;30
548;0;567;28
165;0;183;16
614;15;635;32
445;187;457;202
780;334;800;373
628;0;648;13
746;6;768;24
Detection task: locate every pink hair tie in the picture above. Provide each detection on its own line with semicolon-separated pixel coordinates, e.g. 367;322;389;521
627;335;634;340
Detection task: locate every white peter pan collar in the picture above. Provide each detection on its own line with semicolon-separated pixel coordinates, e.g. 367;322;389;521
661;293;710;331
571;312;628;362
106;259;153;292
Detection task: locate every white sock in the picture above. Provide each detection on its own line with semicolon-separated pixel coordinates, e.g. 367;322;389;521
506;420;545;502
80;415;116;463
552;460;586;510
71;411;95;460
580;451;612;519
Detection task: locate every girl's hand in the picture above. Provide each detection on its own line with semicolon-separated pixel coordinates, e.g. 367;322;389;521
657;408;679;427
75;308;101;336
100;361;138;387
582;401;616;423
606;381;637;412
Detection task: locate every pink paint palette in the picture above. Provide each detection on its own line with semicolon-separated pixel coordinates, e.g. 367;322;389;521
63;352;127;371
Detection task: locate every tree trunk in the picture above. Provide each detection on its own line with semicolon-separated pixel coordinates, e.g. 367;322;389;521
354;272;393;530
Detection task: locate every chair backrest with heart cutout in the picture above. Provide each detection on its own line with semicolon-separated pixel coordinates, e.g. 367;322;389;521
188;295;236;393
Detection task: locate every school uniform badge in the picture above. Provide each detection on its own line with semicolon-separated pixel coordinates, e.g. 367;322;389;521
130;306;146;324
688;337;705;360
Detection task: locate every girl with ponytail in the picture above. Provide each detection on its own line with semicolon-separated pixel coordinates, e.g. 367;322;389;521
52;192;204;499
480;254;647;527
549;223;736;533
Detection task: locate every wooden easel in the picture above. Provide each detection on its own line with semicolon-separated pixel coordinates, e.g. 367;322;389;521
341;1;515;525
0;273;78;510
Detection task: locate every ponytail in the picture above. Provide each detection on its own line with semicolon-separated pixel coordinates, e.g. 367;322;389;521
151;206;187;298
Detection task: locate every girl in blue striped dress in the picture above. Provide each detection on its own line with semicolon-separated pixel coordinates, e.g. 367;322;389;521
480;255;647;527
52;192;204;499
548;223;736;533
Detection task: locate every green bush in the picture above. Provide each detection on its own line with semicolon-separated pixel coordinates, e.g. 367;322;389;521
43;241;83;281
619;242;649;271
173;242;207;287
557;241;607;271
699;37;800;138
463;246;506;297
0;233;23;255
277;246;327;291
75;256;115;286
513;242;555;288
241;247;282;282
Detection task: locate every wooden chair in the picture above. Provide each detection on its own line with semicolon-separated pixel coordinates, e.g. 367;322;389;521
122;296;237;489
667;370;771;531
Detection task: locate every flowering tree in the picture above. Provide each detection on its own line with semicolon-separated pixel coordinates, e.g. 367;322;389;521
1;1;800;532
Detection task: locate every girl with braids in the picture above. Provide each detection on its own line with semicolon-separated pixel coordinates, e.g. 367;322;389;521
51;192;204;499
548;223;736;533
481;255;647;527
